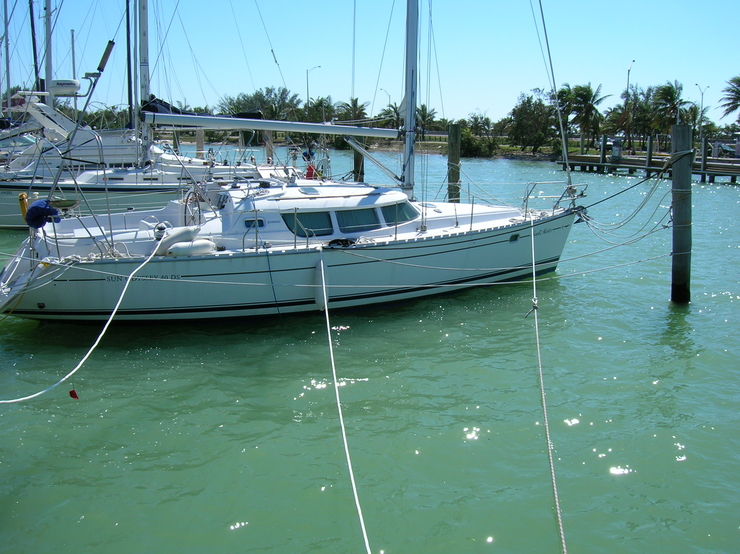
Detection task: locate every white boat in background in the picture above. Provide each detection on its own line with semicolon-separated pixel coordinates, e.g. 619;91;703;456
0;1;307;229
0;149;303;228
0;0;586;322
0;93;307;228
0;93;144;179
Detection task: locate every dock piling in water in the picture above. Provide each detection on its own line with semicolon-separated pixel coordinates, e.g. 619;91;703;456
671;124;692;304
447;123;461;203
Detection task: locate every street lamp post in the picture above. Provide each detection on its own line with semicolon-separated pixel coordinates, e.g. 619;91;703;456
306;66;321;108
695;83;709;149
380;88;391;107
625;60;635;150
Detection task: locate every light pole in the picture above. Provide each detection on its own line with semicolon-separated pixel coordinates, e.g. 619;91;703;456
695;83;709;148
306;66;320;109
625;60;635;150
380;88;391;107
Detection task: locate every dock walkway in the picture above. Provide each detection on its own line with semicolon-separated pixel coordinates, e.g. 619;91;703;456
558;154;740;183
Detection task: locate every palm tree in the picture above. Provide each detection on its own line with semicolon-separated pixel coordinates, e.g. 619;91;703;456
378;102;402;129
467;111;492;137
603;104;627;137
571;83;609;147
653;80;691;128
303;95;336;123
336;98;369;123
416;104;437;139
618;85;642;150
631;86;657;150
719;76;740;122
217;87;301;120
554;83;575;132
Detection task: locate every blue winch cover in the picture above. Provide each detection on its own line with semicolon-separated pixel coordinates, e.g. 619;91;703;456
25;199;61;229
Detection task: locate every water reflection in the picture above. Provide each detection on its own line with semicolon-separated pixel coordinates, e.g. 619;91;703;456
659;302;697;361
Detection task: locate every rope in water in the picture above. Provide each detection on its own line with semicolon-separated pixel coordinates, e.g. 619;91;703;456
317;247;373;554
527;218;568;554
0;246;160;404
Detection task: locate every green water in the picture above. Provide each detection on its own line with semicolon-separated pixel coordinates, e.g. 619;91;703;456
0;157;738;553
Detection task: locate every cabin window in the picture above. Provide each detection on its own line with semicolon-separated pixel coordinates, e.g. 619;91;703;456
336;208;381;233
381;201;419;225
244;218;265;229
281;211;333;237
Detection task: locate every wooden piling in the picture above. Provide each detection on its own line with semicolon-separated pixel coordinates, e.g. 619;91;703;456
645;135;654;178
671;124;692;304
264;130;274;161
353;141;365;182
700;137;707;183
447;123;461;202
598;135;606;173
195;129;205;159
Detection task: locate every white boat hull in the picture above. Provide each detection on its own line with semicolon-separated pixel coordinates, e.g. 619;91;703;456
0;213;575;321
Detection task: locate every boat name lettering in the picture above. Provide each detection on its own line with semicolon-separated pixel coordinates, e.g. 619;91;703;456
106;274;182;282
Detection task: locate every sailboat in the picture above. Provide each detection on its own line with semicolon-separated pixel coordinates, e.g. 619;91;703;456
0;0;585;322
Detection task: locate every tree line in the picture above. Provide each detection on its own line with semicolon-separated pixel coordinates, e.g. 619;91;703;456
22;74;740;158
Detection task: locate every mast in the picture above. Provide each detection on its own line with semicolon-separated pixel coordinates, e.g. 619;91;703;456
71;29;77;117
28;0;41;91
400;0;418;199
138;0;151;160
43;0;52;104
138;0;150;108
125;0;133;128
3;0;10;112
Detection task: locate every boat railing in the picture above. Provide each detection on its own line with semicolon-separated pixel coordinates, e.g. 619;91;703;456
521;181;588;215
290;208;317;250
18;138;65;183
239;210;317;253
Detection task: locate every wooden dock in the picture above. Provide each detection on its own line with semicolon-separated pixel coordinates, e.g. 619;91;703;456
558;154;740;183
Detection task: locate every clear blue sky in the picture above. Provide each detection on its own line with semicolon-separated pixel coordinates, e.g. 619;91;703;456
4;0;738;126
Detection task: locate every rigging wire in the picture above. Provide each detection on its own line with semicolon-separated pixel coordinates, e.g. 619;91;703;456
529;0;572;188
317;248;373;554
428;3;445;120
351;0;356;100
149;0;180;86
174;10;219;105
1;0;23;89
527;219;569;554
228;0;256;91
253;0;287;90
369;0;396;117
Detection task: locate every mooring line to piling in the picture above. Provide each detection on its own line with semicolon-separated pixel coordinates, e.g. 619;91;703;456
317;248;373;554
0;248;159;404
527;219;568;554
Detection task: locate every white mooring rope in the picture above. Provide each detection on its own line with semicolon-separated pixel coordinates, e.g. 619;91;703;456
527;219;568;554
317;248;373;554
0;247;159;404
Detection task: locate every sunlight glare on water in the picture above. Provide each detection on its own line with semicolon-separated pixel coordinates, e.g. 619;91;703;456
0;152;738;553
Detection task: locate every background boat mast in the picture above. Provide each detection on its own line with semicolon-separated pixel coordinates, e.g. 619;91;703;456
138;0;151;160
401;0;418;199
43;0;52;104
